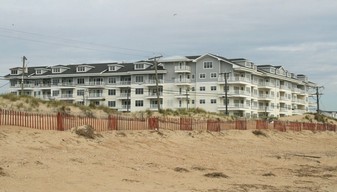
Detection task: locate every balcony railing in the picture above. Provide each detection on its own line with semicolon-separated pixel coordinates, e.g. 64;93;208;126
227;90;251;96
120;93;131;97
228;76;251;83
258;94;273;99
150;104;159;109
174;65;191;72
61;94;74;99
145;79;164;84
148;92;163;97
175;79;191;84
88;93;103;98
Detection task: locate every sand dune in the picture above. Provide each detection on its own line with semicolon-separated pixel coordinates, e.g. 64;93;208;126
1;126;337;192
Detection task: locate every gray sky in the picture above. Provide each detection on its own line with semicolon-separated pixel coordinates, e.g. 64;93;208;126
1;0;337;110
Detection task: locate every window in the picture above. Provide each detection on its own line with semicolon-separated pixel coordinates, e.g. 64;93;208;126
211;99;217;104
135;76;144;83
211;86;217;91
200;86;205;91
52;68;61;73
135;88;143;95
11;69;18;75
108;89;116;96
108;77;116;84
77;90;84;96
210;73;217;78
191;100;195;104
109;66;116;71
52;79;60;85
77;78;84;85
191;87;195;91
77;66;85;72
135;63;144;70
135;100;143;107
36;70;42;74
203;61;213;69
199;73;206;79
108;101;116;107
200;99;205;104
52;90;59;96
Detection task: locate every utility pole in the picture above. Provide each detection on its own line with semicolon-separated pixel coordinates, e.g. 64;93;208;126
21;56;27;96
315;86;324;114
149;55;163;112
223;72;231;115
127;87;131;112
185;88;190;110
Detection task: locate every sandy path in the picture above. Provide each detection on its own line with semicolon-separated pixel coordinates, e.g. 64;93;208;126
1;126;337;192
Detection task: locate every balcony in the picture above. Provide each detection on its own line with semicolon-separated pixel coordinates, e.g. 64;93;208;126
218;76;251;85
174;66;191;73
150;104;159;110
147;92;163;99
258;82;274;88
258;94;273;100
175;78;191;85
280;108;288;113
292;88;306;95
87;93;104;99
12;84;35;89
218;103;250;111
118;93;131;99
144;79;164;86
280;85;290;91
228;90;251;97
60;94;74;100
258;106;273;112
292;99;306;105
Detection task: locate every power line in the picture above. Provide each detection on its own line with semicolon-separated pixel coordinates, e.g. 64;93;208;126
0;26;158;55
0;34;149;58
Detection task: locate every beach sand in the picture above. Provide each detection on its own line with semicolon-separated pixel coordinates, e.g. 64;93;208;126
1;125;337;192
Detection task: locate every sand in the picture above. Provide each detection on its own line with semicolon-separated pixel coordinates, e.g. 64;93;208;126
1;126;337;192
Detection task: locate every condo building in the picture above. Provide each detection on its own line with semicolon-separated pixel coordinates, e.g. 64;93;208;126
5;53;315;118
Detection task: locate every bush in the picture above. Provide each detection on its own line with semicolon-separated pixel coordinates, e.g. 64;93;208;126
252;130;267;137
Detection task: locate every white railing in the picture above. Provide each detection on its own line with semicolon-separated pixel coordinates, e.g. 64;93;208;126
228;90;250;96
88;93;103;98
120;93;131;97
145;79;164;84
174;65;191;72
258;94;273;99
61;94;73;98
175;79;191;83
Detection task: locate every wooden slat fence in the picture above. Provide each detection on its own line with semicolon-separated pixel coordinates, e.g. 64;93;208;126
0;109;336;133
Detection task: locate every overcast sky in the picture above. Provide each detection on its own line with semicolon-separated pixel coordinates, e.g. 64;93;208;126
1;0;337;110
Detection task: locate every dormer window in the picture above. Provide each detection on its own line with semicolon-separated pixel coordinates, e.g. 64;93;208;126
77;66;86;72
135;63;145;70
11;69;18;75
53;68;61;73
36;69;42;74
109;66;116;71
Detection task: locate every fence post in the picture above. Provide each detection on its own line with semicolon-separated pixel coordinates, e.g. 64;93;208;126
57;112;64;131
207;119;220;132
148;117;159;130
0;109;2;125
108;115;117;130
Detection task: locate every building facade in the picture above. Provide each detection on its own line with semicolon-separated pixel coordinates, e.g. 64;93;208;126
5;53;316;118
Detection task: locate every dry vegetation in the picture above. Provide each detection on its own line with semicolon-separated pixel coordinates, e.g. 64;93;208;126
3;93;336;125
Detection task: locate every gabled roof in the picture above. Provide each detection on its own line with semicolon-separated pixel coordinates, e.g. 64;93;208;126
5;61;166;78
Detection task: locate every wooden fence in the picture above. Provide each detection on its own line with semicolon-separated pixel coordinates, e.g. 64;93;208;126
0;109;336;132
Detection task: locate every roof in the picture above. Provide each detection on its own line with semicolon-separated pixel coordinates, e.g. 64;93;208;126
5;62;165;78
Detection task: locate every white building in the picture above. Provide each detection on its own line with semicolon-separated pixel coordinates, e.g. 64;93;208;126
5;53;316;118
